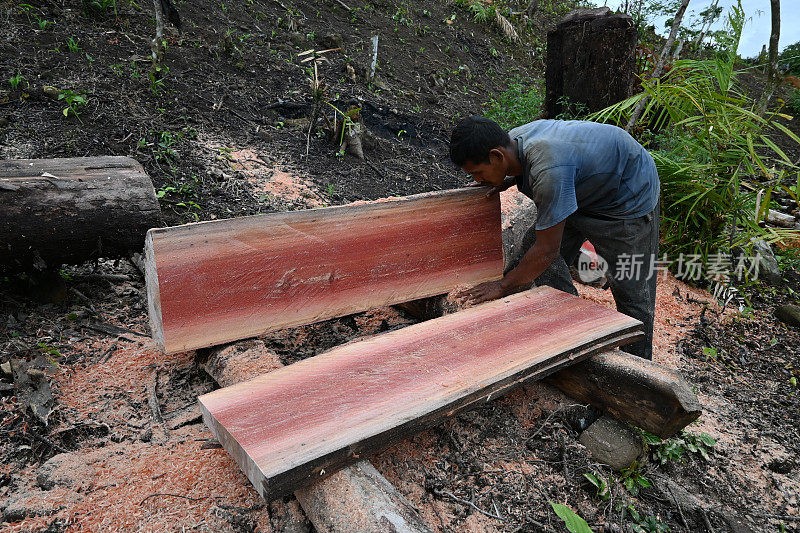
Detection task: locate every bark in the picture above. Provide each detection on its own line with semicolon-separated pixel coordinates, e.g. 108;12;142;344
151;0;165;72
525;0;540;19
545;350;702;439
756;0;781;116
545;8;637;118
0;157;163;272
625;0;691;132
671;38;685;61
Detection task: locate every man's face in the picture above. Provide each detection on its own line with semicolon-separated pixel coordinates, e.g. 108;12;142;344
460;151;507;187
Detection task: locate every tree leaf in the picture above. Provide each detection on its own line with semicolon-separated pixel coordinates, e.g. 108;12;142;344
550;502;594;533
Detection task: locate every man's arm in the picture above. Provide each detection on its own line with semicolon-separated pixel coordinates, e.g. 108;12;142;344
455;221;565;305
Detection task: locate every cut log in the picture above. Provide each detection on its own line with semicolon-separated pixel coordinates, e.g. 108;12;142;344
199;340;434;533
146;188;503;354
545;8;637;118
0;157;162;272
545;349;702;439
295;461;434;533
766;209;796;228
199;287;643;501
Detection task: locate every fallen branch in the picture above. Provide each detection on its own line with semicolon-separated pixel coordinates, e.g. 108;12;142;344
25;425;68;454
434;489;503;520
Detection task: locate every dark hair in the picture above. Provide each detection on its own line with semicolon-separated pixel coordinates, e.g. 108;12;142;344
449;116;511;166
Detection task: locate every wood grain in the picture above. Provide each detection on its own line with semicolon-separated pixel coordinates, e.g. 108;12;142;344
545;349;701;438
199;286;643;501
146;188;503;354
198;341;435;533
0;157;162;272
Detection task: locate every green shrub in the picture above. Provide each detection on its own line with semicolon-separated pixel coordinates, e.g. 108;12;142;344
593;1;800;266
779;41;800;76
485;79;544;130
788;89;800;116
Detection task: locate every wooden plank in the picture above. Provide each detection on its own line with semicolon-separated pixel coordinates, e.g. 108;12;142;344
198;341;434;533
545;349;702;439
146;188;503;354
199;287;643;501
0;157;162;272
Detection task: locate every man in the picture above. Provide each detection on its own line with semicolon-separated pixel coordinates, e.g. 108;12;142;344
450;116;660;360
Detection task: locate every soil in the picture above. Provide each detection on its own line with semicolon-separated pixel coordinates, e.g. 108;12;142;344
1;0;800;532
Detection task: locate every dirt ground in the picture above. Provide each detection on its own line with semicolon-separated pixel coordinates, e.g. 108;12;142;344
2;0;800;531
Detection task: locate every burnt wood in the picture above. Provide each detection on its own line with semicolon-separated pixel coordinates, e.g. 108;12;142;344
0;157;162;272
545;8;637;118
199;287;643;501
146;188;503;354
545;349;702;438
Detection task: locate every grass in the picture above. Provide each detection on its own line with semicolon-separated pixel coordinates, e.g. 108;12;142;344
9;71;26;90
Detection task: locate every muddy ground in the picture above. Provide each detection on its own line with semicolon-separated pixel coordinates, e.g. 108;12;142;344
1;0;800;531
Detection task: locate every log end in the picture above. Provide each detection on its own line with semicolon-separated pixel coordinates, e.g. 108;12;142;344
144;229;166;353
546;350;702;439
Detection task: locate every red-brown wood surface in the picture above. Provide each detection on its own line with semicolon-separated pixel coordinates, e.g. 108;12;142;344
199;287;643;500
146;188;503;354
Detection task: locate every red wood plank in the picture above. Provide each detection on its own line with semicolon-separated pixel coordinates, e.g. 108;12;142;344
146;188;503;354
199;287;643;501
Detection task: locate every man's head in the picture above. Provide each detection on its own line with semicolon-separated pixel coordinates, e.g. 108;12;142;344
449;116;516;187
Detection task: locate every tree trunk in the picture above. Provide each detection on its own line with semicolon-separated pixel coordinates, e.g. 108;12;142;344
545;8;637;118
671;38;685;61
0;157;162;272
756;0;781;115
151;0;166;72
625;0;691;131
525;0;540;19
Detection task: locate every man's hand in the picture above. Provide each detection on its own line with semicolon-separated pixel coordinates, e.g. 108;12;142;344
452;280;506;306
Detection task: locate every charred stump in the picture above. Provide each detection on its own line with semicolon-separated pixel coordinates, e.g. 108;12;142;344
0;156;163;272
545;7;637;118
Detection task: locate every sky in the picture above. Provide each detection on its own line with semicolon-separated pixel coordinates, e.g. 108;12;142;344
588;0;800;58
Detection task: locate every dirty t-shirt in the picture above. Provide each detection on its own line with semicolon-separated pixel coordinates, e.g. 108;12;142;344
509;120;660;230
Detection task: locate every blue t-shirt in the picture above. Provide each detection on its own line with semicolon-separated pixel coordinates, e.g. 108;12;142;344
509;120;660;230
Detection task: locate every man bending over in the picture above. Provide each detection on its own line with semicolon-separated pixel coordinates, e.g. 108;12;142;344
450;116;660;360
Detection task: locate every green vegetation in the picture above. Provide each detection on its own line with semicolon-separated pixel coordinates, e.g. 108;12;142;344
550;502;593;533
555;95;589;120
619;461;652;496
67;37;80;53
779;40;800;75
82;0;117;17
776;246;800;273
455;0;494;23
642;429;716;464
155;173;203;221
583;472;611;501
9;71;26;90
485;79;544;130
58;90;88;121
788;89;800;116
17;3;53;30
593;2;800;267
149;65;168;95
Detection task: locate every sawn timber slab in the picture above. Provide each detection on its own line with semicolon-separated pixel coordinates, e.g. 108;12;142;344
199;286;643;501
146;188;503;354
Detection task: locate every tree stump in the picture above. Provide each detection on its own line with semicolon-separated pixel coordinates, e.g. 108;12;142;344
0;156;163;272
545;7;637;118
